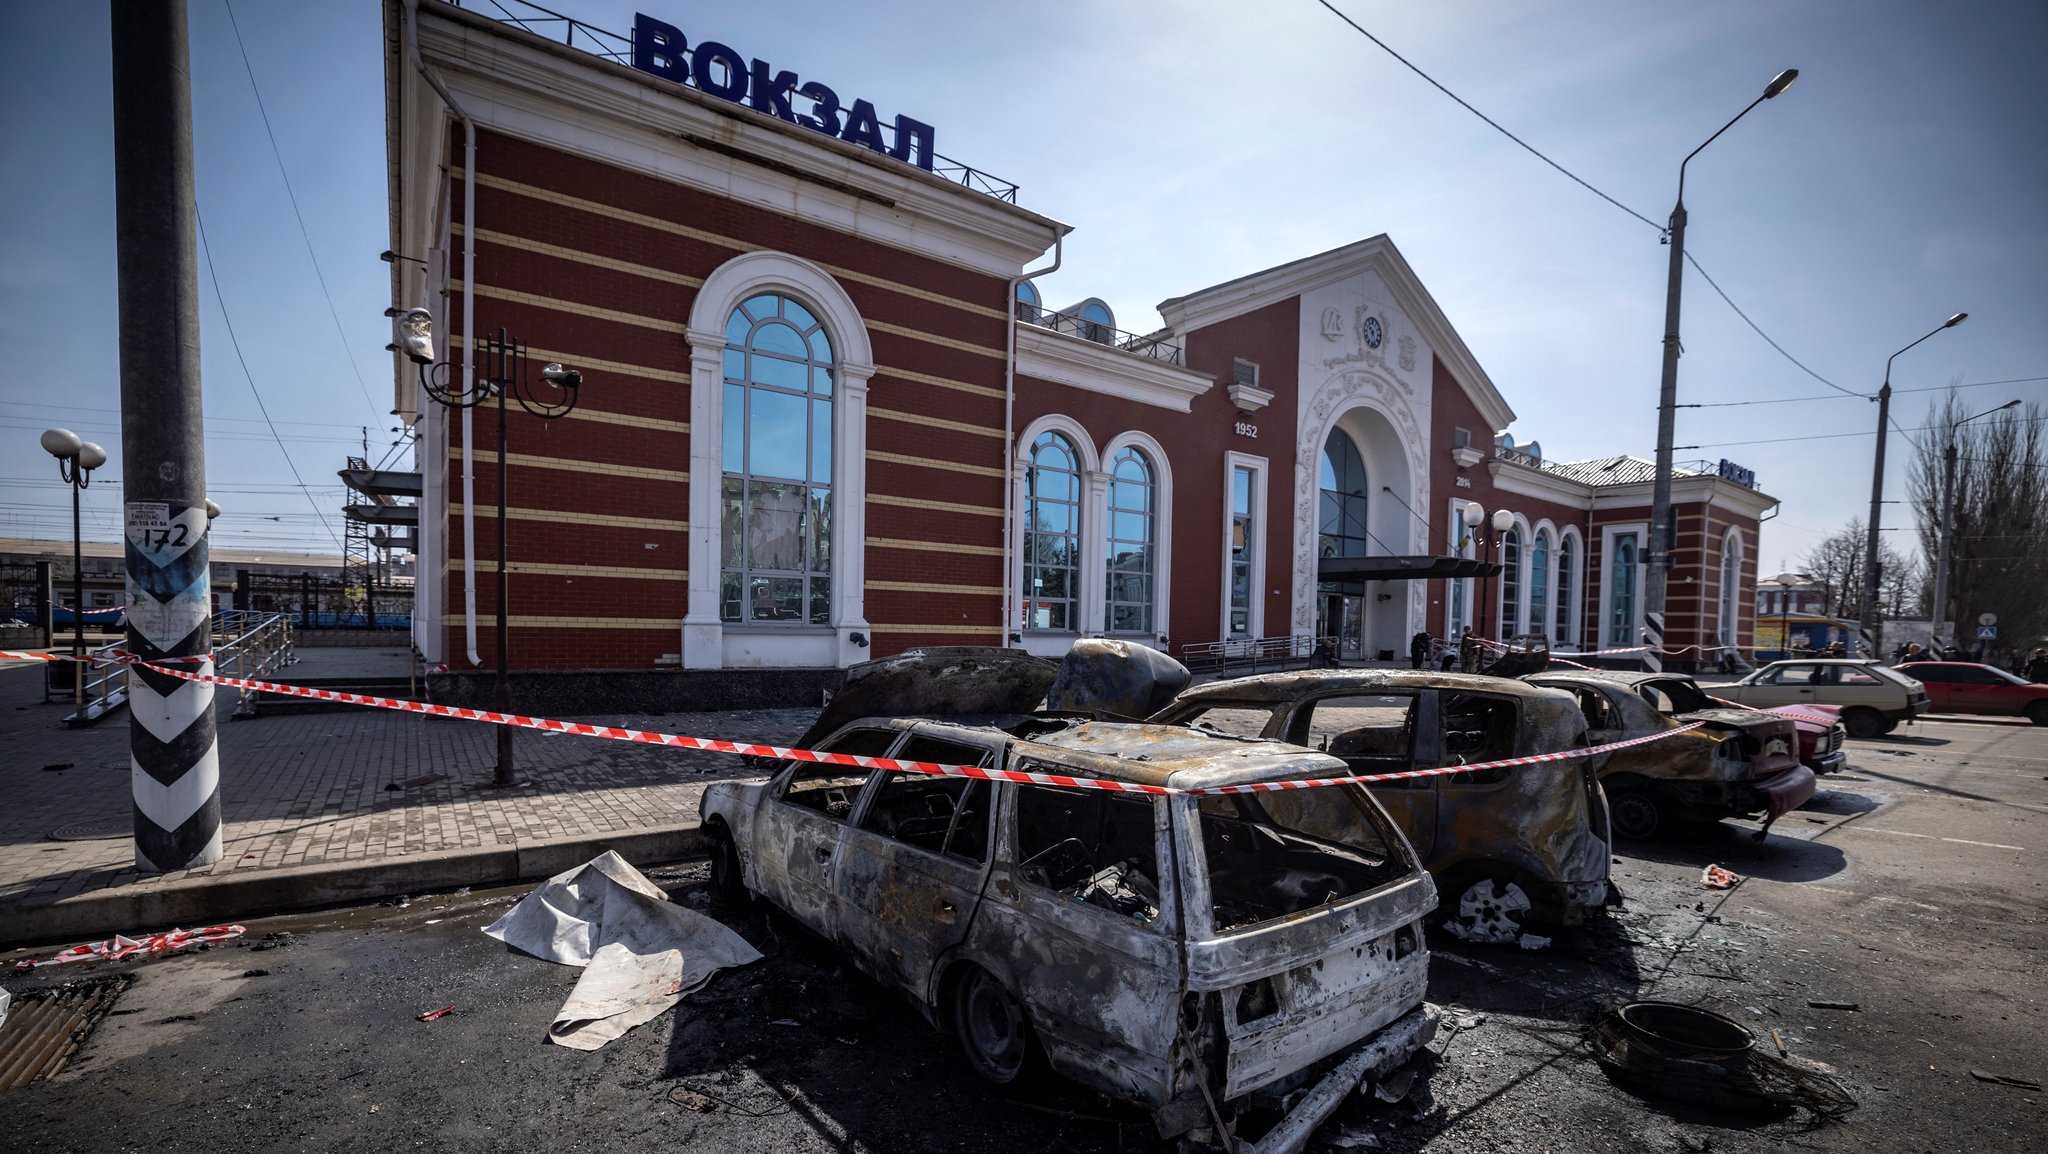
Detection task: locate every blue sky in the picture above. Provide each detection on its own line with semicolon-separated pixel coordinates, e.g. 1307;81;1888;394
3;0;2043;577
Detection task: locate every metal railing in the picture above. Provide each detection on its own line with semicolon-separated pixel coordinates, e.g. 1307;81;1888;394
213;611;298;717
1180;634;1332;675
463;0;1023;204
1019;302;1186;366
52;611;296;726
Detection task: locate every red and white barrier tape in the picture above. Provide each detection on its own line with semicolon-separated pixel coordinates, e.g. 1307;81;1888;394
0;648;1697;797
14;924;247;970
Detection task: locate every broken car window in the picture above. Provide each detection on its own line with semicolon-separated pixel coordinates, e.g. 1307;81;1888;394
1288;694;1421;785
857;737;994;864
1441;693;1516;785
1195;787;1406;931
1014;783;1163;925
779;727;895;819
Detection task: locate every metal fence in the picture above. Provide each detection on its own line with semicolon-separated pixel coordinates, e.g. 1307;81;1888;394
1179;634;1334;676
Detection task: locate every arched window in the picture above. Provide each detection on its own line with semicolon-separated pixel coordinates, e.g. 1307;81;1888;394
1318;431;1370;559
1024;431;1081;631
1529;531;1551;643
1080;301;1113;344
1106;446;1155;633
720;293;833;624
1499;527;1522;639
1555;534;1576;646
1718;529;1743;645
1015;280;1041;324
1609;534;1638;646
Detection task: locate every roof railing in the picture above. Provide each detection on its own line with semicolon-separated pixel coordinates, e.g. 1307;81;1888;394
460;0;1022;204
1019;301;1185;366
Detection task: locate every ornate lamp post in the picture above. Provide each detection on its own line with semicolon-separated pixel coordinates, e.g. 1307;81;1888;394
41;429;108;704
1459;504;1519;644
398;308;583;786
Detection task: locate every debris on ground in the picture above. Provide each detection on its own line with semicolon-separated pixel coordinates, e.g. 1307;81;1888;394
1587;1001;1855;1120
484;851;762;1051
1372;1069;1416;1103
416;1004;456;1022
1806;1000;1860;1011
247;932;295;953
1519;934;1553;951
1320;1124;1383;1149
1701;865;1740;889
1968;1070;2042;1090
13;924;246;970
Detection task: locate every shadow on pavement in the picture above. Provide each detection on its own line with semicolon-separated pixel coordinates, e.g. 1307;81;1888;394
1615;823;1849;883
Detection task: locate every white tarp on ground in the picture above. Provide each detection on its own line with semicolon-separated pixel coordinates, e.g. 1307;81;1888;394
484;851;762;1051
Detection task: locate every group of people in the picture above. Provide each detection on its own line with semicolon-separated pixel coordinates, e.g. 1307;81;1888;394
1892;640;2048;683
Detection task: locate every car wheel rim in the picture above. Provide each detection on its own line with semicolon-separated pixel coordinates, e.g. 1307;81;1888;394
1612;795;1659;839
1446;878;1532;944
961;974;1026;1080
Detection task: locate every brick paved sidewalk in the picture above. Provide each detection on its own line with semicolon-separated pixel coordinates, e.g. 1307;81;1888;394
0;657;816;928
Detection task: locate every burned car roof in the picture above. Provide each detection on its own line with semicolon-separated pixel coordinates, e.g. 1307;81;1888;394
1175;669;1583;714
867;716;1351;792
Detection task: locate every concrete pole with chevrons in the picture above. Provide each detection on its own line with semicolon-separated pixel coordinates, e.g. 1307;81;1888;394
113;0;221;871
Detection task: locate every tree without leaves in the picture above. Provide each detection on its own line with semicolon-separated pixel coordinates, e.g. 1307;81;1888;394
1797;516;1919;622
1908;392;2048;663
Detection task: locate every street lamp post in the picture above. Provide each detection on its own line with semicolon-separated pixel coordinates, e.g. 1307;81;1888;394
41;429;108;705
1858;313;1967;658
399;309;583;786
1932;398;2020;652
1646;68;1798;674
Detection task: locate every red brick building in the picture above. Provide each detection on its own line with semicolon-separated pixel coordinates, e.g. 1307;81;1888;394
385;1;1773;686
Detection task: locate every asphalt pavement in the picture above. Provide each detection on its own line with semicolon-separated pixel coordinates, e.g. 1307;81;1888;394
4;714;2042;1152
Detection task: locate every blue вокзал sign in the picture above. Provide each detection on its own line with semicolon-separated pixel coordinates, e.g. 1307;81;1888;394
632;12;937;172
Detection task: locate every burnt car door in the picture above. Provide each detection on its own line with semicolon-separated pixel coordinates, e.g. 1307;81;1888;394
832;731;1001;1000
1279;692;1440;863
754;726;895;937
962;778;1182;1104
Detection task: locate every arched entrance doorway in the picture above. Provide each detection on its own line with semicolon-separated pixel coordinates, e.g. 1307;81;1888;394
1312;404;1419;662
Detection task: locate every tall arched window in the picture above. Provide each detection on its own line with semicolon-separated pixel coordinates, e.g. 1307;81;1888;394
1499;527;1522;639
1024;431;1081;631
1318;430;1370;559
1106;446;1155;633
1718;529;1743;645
1529;531;1551;643
1555;534;1576;646
1609;534;1638;646
720;293;833;624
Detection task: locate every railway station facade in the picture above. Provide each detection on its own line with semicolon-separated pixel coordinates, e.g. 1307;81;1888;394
385;1;1774;679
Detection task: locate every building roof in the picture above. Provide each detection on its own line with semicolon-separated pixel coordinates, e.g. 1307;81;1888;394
1533;455;1716;487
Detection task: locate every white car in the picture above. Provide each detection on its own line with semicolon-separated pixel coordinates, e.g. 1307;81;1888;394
1714;658;1929;739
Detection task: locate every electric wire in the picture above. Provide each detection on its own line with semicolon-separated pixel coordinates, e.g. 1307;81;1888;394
1681;252;1861;398
221;0;383;424
1679;376;2048;409
1678;412;2046;451
1312;0;1661;230
196;208;347;553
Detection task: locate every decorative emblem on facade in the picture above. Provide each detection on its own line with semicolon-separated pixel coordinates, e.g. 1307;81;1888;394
1320;307;1344;341
1398;333;1416;373
1361;315;1383;350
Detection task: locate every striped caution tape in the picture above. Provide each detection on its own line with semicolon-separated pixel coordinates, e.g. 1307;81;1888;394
14;924;247;970
0;647;1698;797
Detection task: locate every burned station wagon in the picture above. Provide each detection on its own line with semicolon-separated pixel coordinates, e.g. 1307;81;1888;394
700;717;1439;1148
1152;670;1611;944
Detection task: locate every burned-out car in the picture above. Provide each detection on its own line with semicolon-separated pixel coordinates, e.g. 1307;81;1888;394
1526;671;1816;841
1151;671;1610;944
700;715;1439;1148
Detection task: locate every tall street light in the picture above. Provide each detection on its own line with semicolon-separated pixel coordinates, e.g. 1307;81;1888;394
41;429;108;705
1460;503;1517;644
1646;67;1799;673
400;308;583;786
1857;313;1967;657
1931;397;2019;651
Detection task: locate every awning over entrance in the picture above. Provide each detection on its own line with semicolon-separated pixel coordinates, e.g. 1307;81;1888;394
1317;555;1501;582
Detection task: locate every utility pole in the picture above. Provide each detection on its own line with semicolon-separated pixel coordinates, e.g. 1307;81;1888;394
113;0;221;871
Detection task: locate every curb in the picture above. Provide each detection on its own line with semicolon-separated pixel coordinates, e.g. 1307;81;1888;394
1;822;710;948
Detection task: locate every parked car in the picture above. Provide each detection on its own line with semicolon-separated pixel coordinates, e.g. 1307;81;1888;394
1895;662;2048;725
1713;658;1929;739
1760;704;1850;775
1150;670;1610;944
1525;672;1815;840
700;712;1440;1146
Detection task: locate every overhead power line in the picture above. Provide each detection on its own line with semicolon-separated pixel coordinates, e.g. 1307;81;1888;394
221;0;382;423
1313;0;1661;230
1679;375;2048;409
197;209;346;553
1680;252;1860;398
